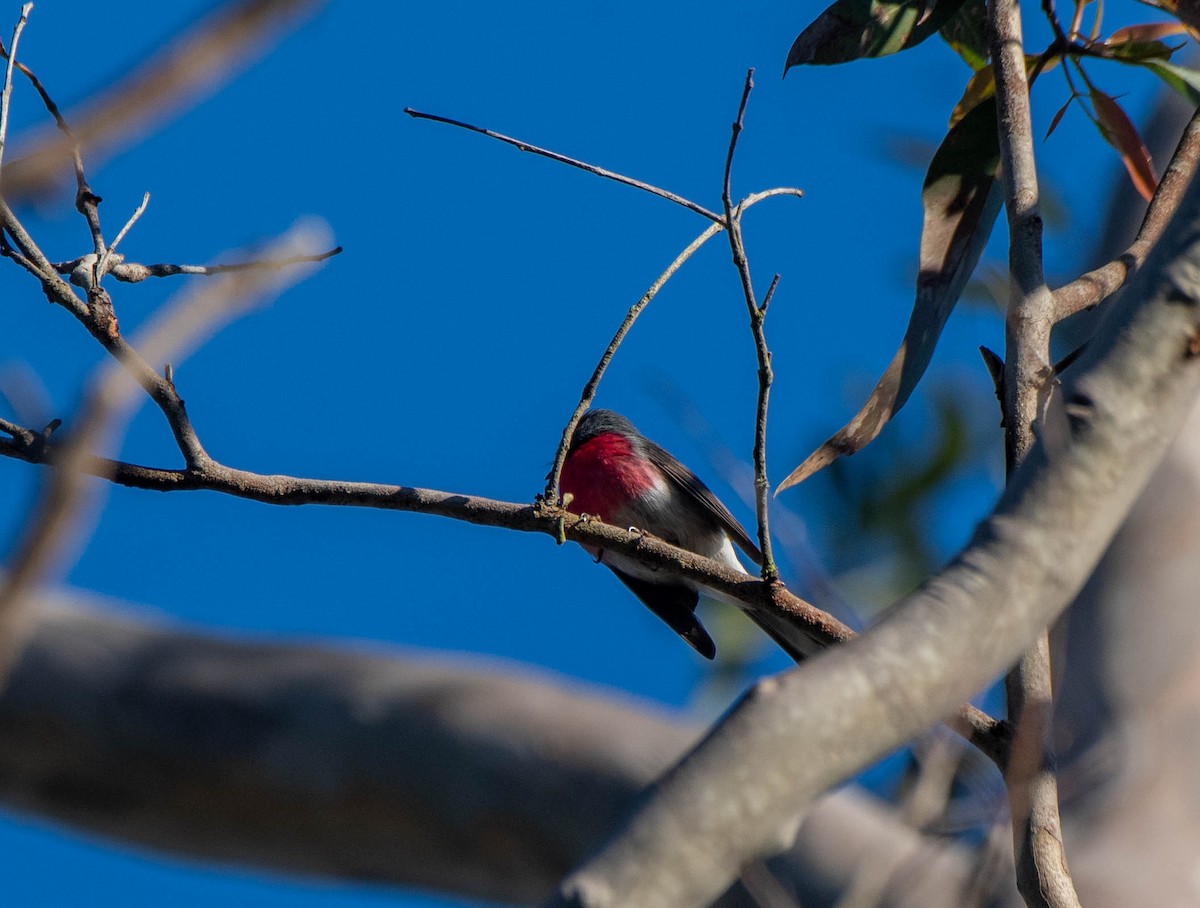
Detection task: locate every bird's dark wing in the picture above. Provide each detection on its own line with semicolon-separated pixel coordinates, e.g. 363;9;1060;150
642;440;763;564
609;568;716;660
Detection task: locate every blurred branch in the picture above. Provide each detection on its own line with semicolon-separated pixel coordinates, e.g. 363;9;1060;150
546;156;1200;908
0;593;1010;908
0;221;331;692
0;0;326;202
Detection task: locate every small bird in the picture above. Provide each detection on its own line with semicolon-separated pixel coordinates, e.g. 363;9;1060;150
559;408;763;660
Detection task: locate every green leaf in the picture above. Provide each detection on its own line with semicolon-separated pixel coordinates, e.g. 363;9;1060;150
778;98;1001;491
785;0;969;69
1135;58;1200;105
938;0;989;70
1105;38;1183;62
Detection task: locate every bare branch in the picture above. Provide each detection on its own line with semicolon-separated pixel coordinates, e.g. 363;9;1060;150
404;106;723;223
0;410;1008;765
0;0;328;203
542;187;802;502
544;219;724;503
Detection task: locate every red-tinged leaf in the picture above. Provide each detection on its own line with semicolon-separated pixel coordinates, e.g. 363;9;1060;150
785;0;969;69
777;98;1001;492
1045;96;1074;139
1090;87;1158;201
1107;21;1190;43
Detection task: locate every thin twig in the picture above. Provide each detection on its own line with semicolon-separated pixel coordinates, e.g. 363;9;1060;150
1053;106;1200;320
720;68;779;580
404;107;723;223
0;3;31;182
94;191;149;285
990;0;1082;904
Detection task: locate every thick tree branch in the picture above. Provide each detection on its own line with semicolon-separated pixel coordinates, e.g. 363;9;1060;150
0;594;1009;908
546;150;1200;908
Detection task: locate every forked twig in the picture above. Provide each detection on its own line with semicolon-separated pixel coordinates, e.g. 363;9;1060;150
94;191;149;285
721;67;780;579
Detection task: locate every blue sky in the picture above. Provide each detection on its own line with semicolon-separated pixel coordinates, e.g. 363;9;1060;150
0;0;1170;905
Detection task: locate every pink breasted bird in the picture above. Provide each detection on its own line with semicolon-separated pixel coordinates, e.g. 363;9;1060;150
559;409;763;660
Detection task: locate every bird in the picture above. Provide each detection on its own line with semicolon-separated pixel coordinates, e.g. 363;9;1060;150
558;408;764;660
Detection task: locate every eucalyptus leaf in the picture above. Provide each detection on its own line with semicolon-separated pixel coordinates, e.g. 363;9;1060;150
778;98;1001;491
785;0;969;69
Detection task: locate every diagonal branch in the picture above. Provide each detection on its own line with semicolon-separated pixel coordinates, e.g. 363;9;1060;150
0;3;30;182
0;0;328;203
